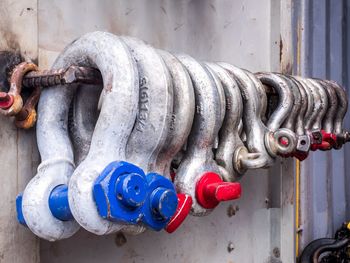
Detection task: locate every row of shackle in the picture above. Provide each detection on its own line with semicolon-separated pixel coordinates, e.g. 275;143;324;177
8;32;348;241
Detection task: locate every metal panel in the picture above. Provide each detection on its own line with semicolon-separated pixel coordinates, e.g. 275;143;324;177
293;0;350;253
0;1;40;262
23;0;295;262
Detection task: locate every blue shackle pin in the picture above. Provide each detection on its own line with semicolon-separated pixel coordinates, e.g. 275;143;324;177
16;184;73;226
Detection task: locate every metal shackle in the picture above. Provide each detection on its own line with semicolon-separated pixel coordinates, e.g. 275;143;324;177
118;37;176;233
255;72;297;156
219;63;273;169
317;79;338;133
307;79;329;131
154;50;195;178
66;32;140;236
156;51;196;232
206;62;249;179
279;74;302;133
122;36;173;173
280;76;311;159
256;73;294;131
287;76;308;136
297;77;322;131
174;54;240;216
324;80;349;148
312;79;338;149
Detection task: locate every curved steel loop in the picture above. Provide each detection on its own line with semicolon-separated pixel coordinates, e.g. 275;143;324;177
255;72;294;131
219;63;274;167
174;54;222;216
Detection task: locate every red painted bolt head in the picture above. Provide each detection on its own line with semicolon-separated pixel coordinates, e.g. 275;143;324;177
165;193;192;233
196;172;242;209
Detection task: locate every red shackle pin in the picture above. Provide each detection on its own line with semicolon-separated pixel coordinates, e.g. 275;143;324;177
196;172;242;209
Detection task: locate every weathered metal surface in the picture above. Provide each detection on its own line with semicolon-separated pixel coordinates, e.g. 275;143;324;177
0;0;39;262
37;0;295;262
293;0;350;257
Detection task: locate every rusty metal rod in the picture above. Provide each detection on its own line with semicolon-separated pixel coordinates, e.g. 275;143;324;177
22;66;103;89
21;65;278;95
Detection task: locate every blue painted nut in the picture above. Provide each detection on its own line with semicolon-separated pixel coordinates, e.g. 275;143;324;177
93;161;147;224
142;173;178;231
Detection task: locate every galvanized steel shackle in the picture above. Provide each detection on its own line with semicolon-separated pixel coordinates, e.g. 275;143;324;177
323;80;349;148
205;62;242;180
157;50;196;233
115;37;176;233
66;32;140;236
155;50;195;178
121;37;173;174
316;79;338;133
242;69;296;159
281;76;312;159
219;63;274;168
174;55;241;216
292;77;314;134
206;62;253;180
255;73;294;131
285;76;308;136
307;79;329;132
255;72;297;156
304;79;332;151
295;77;322;132
278;75;302;133
328;80;348;135
309;79;338;150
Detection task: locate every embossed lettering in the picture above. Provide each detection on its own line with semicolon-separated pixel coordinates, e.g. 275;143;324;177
136;77;149;132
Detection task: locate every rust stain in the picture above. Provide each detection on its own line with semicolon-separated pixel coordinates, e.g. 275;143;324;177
279;35;293;74
210;3;217;13
0;30;20;53
279;35;283;65
125;8;134;16
160;6;167;15
174;23;184;31
0;3;21;53
114;232;127;247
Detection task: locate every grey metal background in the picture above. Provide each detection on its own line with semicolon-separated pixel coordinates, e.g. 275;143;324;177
293;0;350;252
0;1;40;262
35;0;295;262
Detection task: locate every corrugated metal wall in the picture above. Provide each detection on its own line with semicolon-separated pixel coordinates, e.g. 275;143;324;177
293;0;350;252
